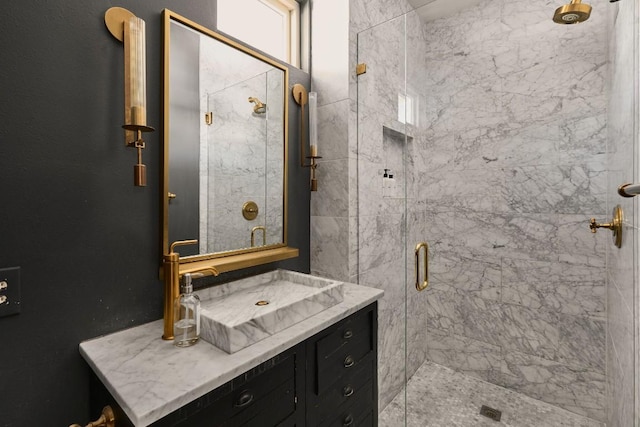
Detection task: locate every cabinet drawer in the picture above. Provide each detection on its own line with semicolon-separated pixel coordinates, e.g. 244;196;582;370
316;309;372;361
223;353;296;422
309;361;374;425
316;334;372;394
225;377;296;426
156;349;299;427
319;379;374;427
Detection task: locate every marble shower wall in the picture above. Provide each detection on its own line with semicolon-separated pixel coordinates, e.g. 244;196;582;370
416;0;607;422
312;0;609;422
606;1;638;426
200;41;284;253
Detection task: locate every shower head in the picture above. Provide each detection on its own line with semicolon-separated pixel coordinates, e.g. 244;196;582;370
553;0;591;24
248;97;266;114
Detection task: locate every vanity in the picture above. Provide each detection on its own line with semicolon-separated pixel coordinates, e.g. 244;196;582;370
79;9;384;427
80;272;383;426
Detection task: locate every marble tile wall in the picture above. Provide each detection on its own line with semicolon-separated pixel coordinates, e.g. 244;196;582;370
606;1;638;426
312;0;613;422
309;0;353;282
415;0;608;421
199;43;281;253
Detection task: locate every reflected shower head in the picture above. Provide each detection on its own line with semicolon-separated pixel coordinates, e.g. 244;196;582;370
553;0;592;24
248;97;266;114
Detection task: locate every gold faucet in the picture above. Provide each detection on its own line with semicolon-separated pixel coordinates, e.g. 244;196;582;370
162;240;219;340
251;225;266;247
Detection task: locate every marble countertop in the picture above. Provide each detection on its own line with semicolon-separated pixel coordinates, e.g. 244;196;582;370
79;282;383;427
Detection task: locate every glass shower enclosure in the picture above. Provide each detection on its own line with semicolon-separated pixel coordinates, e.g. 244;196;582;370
355;1;629;425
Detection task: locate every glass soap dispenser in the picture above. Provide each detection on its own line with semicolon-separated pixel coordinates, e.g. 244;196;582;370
173;273;201;347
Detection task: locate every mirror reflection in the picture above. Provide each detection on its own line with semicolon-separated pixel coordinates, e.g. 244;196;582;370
165;13;288;259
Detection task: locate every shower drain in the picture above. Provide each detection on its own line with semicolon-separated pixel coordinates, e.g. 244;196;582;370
480;405;502;422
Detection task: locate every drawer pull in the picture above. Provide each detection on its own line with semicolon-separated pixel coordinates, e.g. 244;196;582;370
343;355;355;368
234;391;254;408
343;385;354;397
343;414;354;426
343;329;353;339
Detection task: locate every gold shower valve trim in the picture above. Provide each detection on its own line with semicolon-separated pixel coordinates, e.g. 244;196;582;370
242;201;259;220
589;205;623;248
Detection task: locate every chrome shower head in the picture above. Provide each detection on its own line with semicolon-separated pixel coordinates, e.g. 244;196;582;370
248;97;266;114
553;0;592;24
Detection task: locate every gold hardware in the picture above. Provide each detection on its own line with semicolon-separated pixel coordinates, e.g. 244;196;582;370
69;405;115;427
255;300;269;306
163;239;220;340
105;7;155;187
292;84;308;107
344;355;355;368
248;97;267;114
168;192;176;199
356;63;367;75
415;242;429;291
618;183;640;198
205;112;213;125
242;201;259;221
251;226;267;247
590;205;623;248
292;84;321;191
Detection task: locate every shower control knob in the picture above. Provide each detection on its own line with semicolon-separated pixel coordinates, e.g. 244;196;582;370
589;205;623;248
589;218;613;232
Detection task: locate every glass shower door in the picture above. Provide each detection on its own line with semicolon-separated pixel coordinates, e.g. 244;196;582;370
356;13;414;426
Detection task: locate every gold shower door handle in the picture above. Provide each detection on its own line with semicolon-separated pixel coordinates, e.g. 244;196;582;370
415;242;429;291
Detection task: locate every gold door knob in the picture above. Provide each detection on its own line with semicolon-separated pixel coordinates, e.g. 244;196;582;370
589;205;623;248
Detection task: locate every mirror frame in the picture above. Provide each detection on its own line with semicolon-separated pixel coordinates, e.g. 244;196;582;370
162;9;297;270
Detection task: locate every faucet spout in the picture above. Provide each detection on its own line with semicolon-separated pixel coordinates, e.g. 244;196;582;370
163;240;218;340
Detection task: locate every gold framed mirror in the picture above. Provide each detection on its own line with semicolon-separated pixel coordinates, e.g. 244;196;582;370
162;9;298;274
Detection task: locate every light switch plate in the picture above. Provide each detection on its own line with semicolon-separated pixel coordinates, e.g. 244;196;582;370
0;266;21;317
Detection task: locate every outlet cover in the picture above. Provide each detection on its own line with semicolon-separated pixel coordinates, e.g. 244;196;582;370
0;266;21;317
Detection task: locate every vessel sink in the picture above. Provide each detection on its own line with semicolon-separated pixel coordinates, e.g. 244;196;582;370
198;270;344;353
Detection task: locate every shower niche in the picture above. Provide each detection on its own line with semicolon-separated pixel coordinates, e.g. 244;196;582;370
381;123;412;199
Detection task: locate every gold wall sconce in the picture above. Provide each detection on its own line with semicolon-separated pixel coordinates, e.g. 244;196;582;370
105;7;155;187
292;84;321;191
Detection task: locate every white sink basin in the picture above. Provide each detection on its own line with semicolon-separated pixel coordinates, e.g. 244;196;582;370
198;270;344;353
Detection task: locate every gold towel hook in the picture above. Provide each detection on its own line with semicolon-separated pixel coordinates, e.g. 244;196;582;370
415;242;429;291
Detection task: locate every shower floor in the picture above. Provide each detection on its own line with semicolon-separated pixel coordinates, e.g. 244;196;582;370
379;362;604;427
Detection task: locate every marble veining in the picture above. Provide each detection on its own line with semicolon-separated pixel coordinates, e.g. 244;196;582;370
199;270;344;353
606;1;638;424
79;279;382;427
310;0;609;420
380;361;604;427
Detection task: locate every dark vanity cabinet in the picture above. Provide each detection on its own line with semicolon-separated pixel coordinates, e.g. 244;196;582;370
305;304;378;426
90;303;378;427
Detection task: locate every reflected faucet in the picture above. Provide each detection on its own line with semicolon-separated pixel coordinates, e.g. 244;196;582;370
163;240;219;340
251;226;266;247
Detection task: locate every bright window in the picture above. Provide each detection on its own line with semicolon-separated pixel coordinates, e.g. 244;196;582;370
217;0;300;66
398;93;416;126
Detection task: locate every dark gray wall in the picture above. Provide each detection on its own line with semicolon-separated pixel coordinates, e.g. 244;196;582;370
0;2;309;425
